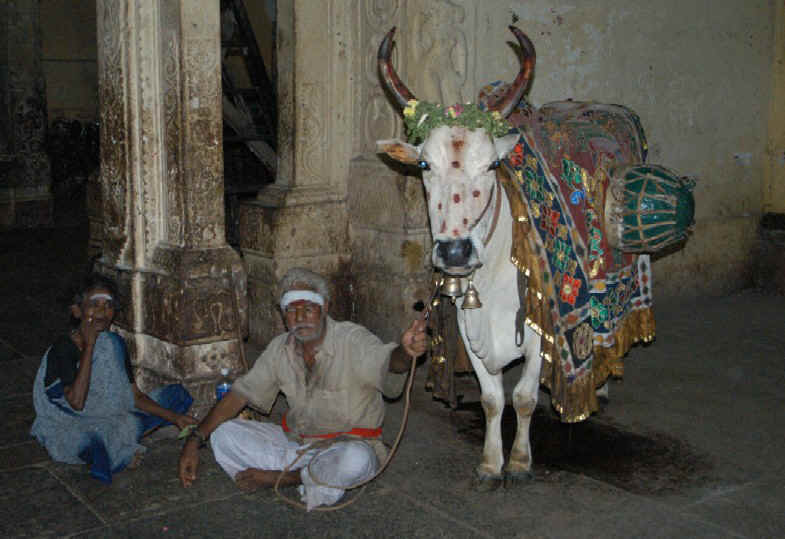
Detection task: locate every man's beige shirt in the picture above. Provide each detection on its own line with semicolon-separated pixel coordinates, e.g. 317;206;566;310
231;317;407;439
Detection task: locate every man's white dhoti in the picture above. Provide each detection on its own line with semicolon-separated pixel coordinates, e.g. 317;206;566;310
211;419;379;510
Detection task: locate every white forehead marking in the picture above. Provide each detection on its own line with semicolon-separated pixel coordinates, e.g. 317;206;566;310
422;126;496;172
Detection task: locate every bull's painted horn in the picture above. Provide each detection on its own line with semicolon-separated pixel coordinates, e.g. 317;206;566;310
378;27;417;108
491;26;536;118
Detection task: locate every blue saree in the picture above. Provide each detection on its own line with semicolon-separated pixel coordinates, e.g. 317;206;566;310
31;331;191;483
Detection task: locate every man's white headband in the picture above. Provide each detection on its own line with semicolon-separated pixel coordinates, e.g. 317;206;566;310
280;290;325;311
89;293;113;301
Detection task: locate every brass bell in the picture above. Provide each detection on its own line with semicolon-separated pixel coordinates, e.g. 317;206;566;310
441;275;463;298
461;280;483;309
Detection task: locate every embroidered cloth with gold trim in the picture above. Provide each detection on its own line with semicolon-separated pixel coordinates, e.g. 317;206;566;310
478;81;656;422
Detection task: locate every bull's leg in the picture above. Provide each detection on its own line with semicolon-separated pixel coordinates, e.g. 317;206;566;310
506;325;542;485
596;381;609;403
466;353;505;491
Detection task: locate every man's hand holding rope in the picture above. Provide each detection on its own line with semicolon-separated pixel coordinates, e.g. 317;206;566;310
389;319;428;372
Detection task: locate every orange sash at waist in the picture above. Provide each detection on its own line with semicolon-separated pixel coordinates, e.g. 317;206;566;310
281;413;382;439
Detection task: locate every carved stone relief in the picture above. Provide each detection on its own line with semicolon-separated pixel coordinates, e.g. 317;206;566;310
97;0;130;263
140;259;246;344
161;5;184;246
182;34;224;248
135;2;165;262
357;0;401;155
297;82;327;189
407;0;472;105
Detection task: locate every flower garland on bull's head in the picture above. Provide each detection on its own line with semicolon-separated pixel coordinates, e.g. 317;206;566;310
402;100;512;145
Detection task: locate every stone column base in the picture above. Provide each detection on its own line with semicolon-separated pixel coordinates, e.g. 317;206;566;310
95;245;248;416
115;328;244;418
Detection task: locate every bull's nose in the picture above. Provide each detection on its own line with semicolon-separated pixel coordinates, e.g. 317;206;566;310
436;239;473;267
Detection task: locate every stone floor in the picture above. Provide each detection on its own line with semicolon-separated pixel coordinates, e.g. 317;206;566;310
2;217;784;538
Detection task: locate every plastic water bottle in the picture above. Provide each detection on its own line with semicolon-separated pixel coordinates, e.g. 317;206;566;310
215;368;231;401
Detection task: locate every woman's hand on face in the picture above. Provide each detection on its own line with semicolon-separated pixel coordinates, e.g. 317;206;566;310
174;414;198;431
79;317;101;348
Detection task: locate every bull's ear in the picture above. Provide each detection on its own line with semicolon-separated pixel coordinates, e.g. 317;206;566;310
493;133;520;160
377;139;421;166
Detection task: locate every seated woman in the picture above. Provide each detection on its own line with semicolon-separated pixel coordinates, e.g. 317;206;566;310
30;273;197;484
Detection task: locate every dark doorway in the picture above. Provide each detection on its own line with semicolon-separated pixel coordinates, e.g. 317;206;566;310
220;0;278;247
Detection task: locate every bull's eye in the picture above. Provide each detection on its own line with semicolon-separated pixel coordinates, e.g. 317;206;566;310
488;160;501;171
418;160;430;171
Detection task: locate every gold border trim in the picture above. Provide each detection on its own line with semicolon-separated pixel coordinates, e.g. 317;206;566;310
502;173;656;422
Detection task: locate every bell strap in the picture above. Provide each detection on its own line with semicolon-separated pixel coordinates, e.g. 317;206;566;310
482;177;503;246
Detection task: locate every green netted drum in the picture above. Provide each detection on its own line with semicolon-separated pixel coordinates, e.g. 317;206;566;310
604;164;695;253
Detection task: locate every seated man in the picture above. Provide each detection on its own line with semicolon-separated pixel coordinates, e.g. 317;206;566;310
178;267;427;509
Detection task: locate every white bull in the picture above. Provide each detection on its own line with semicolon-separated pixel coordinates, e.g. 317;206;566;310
375;23;679;489
377;27;545;489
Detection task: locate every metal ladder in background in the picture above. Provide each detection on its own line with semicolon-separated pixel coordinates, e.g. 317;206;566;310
220;0;276;181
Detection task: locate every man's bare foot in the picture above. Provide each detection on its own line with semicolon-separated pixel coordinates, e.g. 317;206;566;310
127;450;145;470
234;468;301;493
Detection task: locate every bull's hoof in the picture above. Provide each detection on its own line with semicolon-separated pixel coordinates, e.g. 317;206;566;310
470;470;503;492
503;469;534;488
596;382;610;407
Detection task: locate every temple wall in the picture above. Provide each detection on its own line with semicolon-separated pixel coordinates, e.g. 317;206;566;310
462;1;778;300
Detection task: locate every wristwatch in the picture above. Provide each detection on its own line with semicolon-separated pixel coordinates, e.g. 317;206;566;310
187;428;208;449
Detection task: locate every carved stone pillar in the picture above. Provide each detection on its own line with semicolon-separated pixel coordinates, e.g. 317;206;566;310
0;0;53;228
239;0;472;346
95;0;247;415
238;0;355;345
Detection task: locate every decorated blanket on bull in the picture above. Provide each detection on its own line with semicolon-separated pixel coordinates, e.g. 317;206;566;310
479;82;656;422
